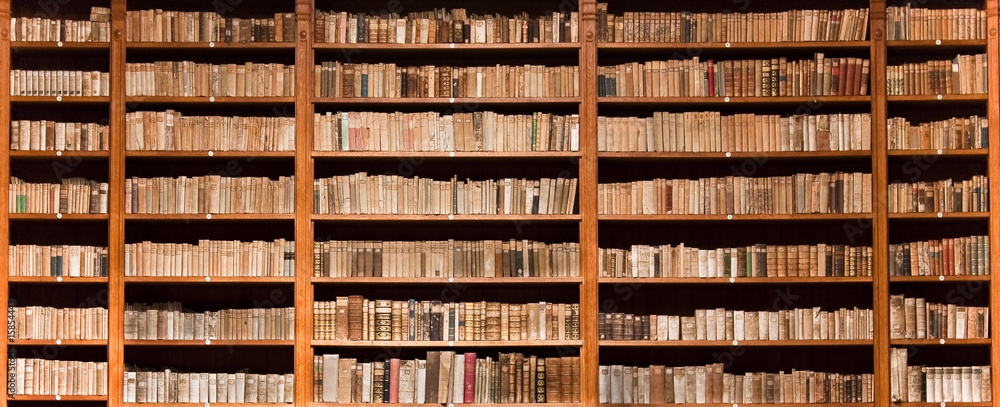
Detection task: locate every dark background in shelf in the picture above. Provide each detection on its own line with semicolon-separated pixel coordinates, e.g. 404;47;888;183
313;284;580;304
598;347;874;375
597;284;873;315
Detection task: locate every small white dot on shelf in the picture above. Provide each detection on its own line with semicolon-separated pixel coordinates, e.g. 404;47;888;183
57;41;63;47
940;339;946;344
448;214;454;220
209;42;215;48
205;339;211;345
448;277;454;283
56;213;63;219
937;94;943;100
56;96;62;101
732;340;738;346
209;96;216;102
55;339;62;345
935;39;942;45
937;149;944;155
206;214;213;219
449;98;455;103
205;276;211;282
733;404;738;407
56;151;62;156
449;152;455;157
725;152;731;157
939;276;946;281
55;395;61;401
448;341;454;347
937;212;944;218
724;96;731;102
725;42;731;48
730;277;736;283
208;151;214;157
941;402;947;407
450;43;455;48
727;214;733;220
205;402;210;407
56;276;63;282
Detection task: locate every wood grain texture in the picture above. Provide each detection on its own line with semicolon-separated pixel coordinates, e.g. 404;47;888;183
868;5;890;407
987;1;1000;406
294;2;316;407
108;5;127;407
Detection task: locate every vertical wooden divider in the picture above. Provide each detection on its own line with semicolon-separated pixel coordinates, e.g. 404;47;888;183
867;2;890;407
578;1;599;407
988;0;1000;405
294;0;316;405
108;1;126;407
0;1;10;406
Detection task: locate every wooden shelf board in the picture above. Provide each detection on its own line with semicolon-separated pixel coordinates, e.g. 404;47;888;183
8;213;108;220
600;339;873;347
312;340;582;347
123;214;295;221
886;39;988;48
888;212;990;220
9;150;109;158
313;277;581;284
313;97;581;105
601;404;870;407
11;41;110;49
312;404;581;407
599;151;871;159
123;276;294;284
124;340;293;346
599;277;872;284
7;339;107;346
894;404;992;407
7;276;108;283
127;42;294;49
9;96;110;103
599;214;871;222
313;151;581;159
126;151;295;158
7;395;107;401
887;149;988;157
315;43;580;50
124;404;290;407
126;97;295;104
312;214;581;222
887;94;988;102
890;338;991;346
599;40;871;50
598;96;871;105
890;275;991;282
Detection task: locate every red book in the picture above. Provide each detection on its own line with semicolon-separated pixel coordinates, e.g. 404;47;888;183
707;60;715;97
463;352;477;403
389;358;400;403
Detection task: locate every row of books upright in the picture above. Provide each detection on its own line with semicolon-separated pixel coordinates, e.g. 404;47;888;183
9;7;111;42
124;370;294;404
600;363;872;404
313;240;580;278
889;235;990;276
124;176;296;215
315;352;581;404
598;55;870;97
126;10;296;43
124;239;295;277
888;176;988;213
599;112;871;153
9;177;109;214
886;6;987;40
890;295;990;339
126;111;296;152
314;62;580;98
314;9;578;44
10;306;108;340
600;243;873;278
598;172;873;215
596;5;870;43
886;54;988;95
314;111;580;152
10;120;109;152
600;307;873;341
125;62;295;97
313;174;578;215
9;70;110;97
10;358;108;396
124;303;295;341
887;115;988;150
890;348;992;402
8;245;109;277
313;297;580;341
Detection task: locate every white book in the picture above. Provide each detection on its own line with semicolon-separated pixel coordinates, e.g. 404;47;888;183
415;359;427;403
451;354;465;403
322;354;339;402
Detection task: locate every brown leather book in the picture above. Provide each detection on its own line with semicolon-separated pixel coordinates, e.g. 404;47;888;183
545;357;561;403
650;365;665;403
347;295;363;340
425;351;441;403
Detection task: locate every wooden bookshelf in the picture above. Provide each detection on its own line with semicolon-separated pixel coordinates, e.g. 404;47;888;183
1;0;998;406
